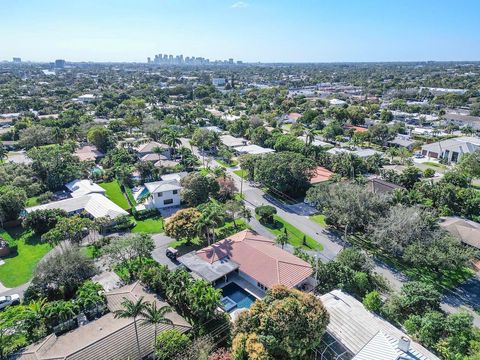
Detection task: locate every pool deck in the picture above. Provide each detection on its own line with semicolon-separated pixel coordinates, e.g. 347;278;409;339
217;273;265;300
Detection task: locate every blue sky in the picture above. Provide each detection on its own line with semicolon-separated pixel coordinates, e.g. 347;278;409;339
1;0;479;62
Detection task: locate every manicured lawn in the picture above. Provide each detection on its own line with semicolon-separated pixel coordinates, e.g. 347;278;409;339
233;169;247;179
422;161;446;169
99;180;130;210
131;216;164;234
124;187;137;206
310;214;327;227
0;228;52;287
258;215;323;251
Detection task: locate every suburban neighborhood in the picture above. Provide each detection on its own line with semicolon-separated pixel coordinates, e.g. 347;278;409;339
1;1;480;359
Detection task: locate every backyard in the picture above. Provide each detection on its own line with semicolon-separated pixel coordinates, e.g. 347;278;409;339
259;215;323;251
0;228;52;288
233;169;248;179
99;180;130;210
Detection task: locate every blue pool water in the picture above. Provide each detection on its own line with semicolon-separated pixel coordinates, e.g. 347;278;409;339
220;282;256;311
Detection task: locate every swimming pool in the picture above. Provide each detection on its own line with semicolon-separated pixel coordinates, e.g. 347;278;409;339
220;282;257;311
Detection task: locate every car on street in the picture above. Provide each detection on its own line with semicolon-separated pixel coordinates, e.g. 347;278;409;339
0;294;20;310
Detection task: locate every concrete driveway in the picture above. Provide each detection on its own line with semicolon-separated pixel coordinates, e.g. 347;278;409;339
151;234;180;270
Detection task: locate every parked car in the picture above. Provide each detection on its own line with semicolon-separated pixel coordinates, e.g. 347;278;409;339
0;294;20;310
166;247;178;261
414;152;425;159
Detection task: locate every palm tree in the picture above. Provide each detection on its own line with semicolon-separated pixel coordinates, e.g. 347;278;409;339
304;129;315;146
114;296;148;359
275;233;288;249
141;302;174;359
197;199;226;245
161;130;182;159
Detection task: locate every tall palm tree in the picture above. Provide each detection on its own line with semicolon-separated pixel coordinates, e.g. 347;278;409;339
304;129;315;146
197;199;226;245
114;296;148;359
161;130;182;159
141;302;174;359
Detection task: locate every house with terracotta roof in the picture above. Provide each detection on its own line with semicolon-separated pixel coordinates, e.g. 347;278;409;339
178;230;314;293
16;282;191;360
310;166;334;184
74;144;104;162
282;112;302;124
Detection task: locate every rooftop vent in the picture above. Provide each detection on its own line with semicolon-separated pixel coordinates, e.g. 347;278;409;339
398;336;411;353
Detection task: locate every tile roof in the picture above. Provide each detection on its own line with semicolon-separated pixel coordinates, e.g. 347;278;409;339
440;216;480;249
16;282;190;360
310;166;334;184
74;145;103;162
367;178;403;194
135;141;168;154
195;230;313;288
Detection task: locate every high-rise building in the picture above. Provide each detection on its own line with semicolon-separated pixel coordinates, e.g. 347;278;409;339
147;57;151;63
12;57;21;63
55;59;66;68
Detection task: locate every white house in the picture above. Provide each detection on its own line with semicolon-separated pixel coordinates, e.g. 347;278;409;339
140;172;187;210
65;179;106;198
421;136;480;163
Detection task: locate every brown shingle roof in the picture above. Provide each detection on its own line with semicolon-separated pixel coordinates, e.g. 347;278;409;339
196;230;313;288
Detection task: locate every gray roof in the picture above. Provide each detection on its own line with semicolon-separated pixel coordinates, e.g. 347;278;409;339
220;135;247;148
421;136;480;154
320;290;439;360
17;282;190;360
178;251;239;282
144;179;182;194
388;137;414;148
440;216;480;249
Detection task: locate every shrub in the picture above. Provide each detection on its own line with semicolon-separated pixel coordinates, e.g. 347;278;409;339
363;291;383;313
423;168;435;178
255;205;277;224
155;329;191;360
132;208;159;220
23;209;68;235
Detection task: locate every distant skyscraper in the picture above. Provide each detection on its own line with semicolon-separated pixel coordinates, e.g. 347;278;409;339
147;57;151;63
12;57;21;63
55;59;65;68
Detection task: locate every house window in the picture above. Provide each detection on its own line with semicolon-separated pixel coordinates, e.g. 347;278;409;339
173;190;178;195
157;192;163;198
164;199;174;205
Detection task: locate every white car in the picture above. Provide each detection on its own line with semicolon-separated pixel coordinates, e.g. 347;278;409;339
0;294;20;310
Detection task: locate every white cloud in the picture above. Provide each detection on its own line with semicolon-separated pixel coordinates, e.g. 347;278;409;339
231;1;249;9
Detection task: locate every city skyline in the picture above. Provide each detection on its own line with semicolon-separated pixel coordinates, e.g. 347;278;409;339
1;0;480;63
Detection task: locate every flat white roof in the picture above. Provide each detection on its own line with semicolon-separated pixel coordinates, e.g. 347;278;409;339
235;144;275;155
